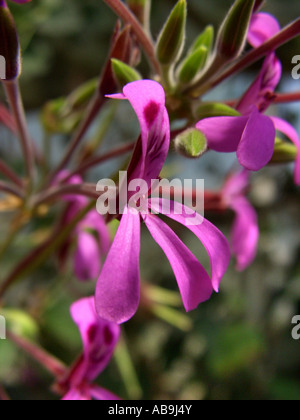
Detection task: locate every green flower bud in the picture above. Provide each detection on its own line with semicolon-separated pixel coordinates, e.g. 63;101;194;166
195;102;241;119
156;0;187;66
271;138;298;163
216;0;255;60
0;2;21;80
177;46;208;85
175;128;207;159
42;79;98;134
189;25;214;54
111;59;142;87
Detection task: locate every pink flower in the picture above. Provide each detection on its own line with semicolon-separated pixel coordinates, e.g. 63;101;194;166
196;107;276;171
95;80;231;324
56;172;110;281
222;170;259;271
196;12;300;181
61;297;121;401
243;12;300;185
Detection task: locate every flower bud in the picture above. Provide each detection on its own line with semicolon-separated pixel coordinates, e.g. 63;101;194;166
42;79;98;134
271;138;297;163
189;25;214;54
215;0;255;60
175;128;207;159
195;102;240;119
177;46;208;85
0;1;21;80
156;0;187;66
111;59;142;88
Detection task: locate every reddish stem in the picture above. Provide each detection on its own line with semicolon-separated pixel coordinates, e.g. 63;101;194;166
273;91;300;104
7;330;66;378
102;0;160;74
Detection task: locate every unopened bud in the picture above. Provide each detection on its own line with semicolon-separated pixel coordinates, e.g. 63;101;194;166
189;25;214;54
195;102;240;119
177;46;208;85
156;0;187;66
111;59;142;87
271;138;297;163
175;128;207;159
216;0;255;60
0;2;21;80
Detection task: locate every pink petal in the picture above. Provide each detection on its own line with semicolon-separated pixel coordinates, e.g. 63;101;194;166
82;210;111;255
144;214;213;311
62;389;91;401
248;13;281;47
237;109;275;171
223;169;251;200
230;197;259;271
90;385;121;401
74;231;102;281
238;54;282;115
149;199;231;293
196;115;248;153
109;81;170;185
271;116;300;185
70;297;120;383
95;210;141;324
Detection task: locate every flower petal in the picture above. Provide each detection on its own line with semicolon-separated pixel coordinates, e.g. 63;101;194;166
196;116;248;153
62;389;91;401
74;231;102;281
90;385;121;401
223;169;251;200
82;210;111;255
248;13;281;47
95;210;141;324
144;214;213;311
70;297;120;383
238;54;282;115
230;197;259;271
271;116;300;185
149;199;231;293
237;109;275;171
109;80;170;185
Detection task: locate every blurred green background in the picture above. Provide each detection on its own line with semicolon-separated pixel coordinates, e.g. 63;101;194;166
0;0;300;401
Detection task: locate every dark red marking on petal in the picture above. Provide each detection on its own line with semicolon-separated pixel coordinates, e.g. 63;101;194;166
103;325;114;345
144;101;160;128
87;325;97;343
